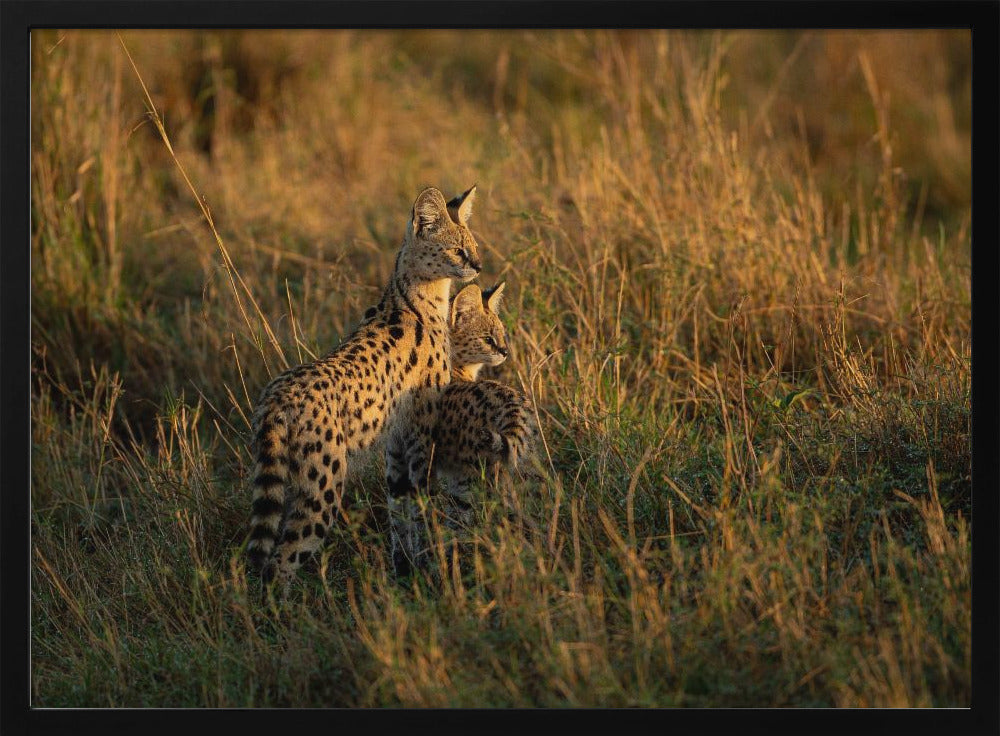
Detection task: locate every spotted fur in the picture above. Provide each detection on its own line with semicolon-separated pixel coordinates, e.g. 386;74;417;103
389;281;537;573
246;185;481;594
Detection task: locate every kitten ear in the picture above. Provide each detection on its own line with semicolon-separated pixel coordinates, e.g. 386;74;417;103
482;281;506;314
446;184;477;225
412;187;449;234
450;283;483;325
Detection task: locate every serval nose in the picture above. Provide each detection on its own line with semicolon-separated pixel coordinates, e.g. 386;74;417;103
465;249;482;273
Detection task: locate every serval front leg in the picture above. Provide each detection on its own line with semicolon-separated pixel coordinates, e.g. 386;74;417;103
386;430;421;577
441;470;476;533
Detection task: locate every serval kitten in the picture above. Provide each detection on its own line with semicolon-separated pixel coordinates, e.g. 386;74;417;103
389;281;537;573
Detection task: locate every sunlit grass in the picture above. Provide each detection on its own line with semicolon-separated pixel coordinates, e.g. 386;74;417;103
30;29;970;707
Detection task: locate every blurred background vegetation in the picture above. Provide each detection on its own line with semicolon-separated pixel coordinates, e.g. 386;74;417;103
31;30;970;708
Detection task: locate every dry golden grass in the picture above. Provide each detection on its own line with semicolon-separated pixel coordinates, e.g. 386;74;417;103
31;29;970;707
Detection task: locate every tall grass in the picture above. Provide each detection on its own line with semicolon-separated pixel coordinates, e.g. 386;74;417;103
31;29;970;707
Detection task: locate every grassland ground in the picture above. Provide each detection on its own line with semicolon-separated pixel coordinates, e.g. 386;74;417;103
30;29;970;707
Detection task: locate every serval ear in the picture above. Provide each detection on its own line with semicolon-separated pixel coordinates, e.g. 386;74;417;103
450;283;483;326
481;281;506;315
412;187;449;234
446;184;477;225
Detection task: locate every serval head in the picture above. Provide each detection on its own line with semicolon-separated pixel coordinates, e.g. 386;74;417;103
401;185;482;283
449;281;509;378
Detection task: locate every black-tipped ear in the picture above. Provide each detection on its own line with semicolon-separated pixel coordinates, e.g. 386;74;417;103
446;184;477;225
450;283;482;325
412;187;449;234
481;281;506;314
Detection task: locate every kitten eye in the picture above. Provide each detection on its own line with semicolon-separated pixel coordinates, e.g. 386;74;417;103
485;336;497;348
